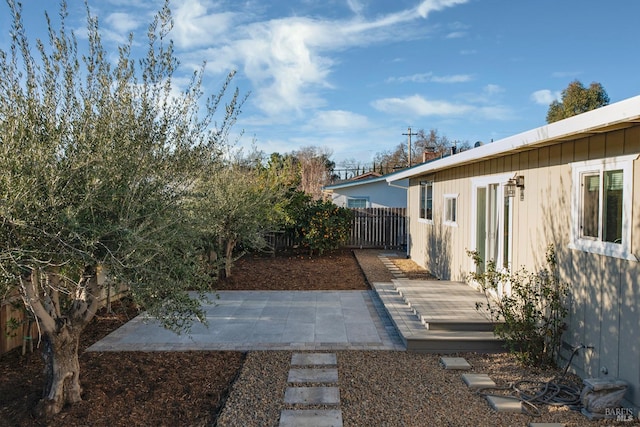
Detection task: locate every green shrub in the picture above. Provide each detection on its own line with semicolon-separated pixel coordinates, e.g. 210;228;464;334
300;200;353;255
467;245;568;366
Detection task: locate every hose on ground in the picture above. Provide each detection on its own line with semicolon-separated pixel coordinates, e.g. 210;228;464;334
475;344;591;417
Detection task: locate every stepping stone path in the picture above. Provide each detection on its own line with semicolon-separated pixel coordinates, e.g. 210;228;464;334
280;353;343;427
440;356;551;416
377;254;408;279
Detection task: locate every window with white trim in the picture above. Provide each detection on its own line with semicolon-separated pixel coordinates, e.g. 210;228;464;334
443;194;458;225
570;154;637;261
346;197;368;208
419;180;433;222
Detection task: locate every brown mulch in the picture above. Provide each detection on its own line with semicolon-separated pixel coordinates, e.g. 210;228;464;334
0;248;373;426
215;248;370;290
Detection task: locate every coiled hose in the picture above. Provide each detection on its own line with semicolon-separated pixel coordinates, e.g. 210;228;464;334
476;344;591;416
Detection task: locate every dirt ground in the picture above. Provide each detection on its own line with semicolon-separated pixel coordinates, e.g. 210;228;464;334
0;248;373;426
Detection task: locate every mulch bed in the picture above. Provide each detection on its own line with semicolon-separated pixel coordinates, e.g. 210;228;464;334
0;248;371;426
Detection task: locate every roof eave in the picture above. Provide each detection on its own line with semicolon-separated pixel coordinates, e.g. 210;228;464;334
386;94;640;182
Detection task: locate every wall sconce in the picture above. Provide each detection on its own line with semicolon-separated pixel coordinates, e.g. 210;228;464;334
505;178;517;198
505;175;525;200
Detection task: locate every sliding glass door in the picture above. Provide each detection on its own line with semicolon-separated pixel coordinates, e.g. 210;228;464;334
471;175;513;276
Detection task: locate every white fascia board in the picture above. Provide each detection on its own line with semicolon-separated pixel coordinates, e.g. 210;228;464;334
386;94;640;182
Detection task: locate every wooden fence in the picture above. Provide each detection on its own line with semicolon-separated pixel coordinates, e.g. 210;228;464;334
1;267;128;356
265;207;407;252
346;207;406;249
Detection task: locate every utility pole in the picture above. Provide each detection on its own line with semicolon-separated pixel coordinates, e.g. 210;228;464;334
402;126;418;167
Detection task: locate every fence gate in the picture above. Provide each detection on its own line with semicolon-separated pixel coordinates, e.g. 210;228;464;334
347;207;406;249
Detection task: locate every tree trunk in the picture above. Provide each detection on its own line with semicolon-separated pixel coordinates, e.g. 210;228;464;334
20;266;100;418
224;239;236;278
36;325;83;417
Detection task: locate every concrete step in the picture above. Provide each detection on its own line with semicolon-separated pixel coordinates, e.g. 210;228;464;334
279;409;343;427
288;368;339;384
284;386;340;405
421;319;498;332
405;330;505;353
462;373;497;389
485;395;523;413
291;353;337;366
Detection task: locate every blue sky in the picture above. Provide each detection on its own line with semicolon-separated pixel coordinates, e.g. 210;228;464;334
3;0;640;166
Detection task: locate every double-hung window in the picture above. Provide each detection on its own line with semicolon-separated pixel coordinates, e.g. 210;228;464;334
570;154;637;260
419;180;433;222
347;197;368;208
443;194;458;226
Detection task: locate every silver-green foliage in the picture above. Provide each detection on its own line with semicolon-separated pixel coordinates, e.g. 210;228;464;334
467;245;568;366
0;0;243;415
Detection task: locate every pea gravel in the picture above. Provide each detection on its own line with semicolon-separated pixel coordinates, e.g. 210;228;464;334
215;251;619;426
215;350;616;427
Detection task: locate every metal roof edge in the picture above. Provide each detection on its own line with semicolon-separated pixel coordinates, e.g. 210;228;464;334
386;94;640;182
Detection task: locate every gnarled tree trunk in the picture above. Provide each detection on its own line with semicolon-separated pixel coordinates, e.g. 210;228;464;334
37;325;83;417
20;266;101;417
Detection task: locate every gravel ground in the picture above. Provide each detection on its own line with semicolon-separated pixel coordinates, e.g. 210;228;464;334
216;251;626;427
216;351;616;427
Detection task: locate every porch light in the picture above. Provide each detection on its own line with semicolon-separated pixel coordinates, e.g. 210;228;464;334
505;178;517;198
505;175;524;199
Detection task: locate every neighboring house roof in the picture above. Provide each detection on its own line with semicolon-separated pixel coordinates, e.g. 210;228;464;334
324;169;409;191
351;171;381;180
387;94;640;182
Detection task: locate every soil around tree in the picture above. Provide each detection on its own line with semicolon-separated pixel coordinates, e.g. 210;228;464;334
0;248;372;426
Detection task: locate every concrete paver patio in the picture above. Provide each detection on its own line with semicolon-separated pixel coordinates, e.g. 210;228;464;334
87;290;404;352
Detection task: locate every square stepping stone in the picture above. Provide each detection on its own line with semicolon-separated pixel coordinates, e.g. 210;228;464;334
439;357;472;370
486;395;522;413
288;368;338;383
284;386;340;405
279;409;342;427
462;373;496;389
291;353;337;366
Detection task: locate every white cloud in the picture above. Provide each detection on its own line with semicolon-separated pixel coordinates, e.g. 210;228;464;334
105;12;141;34
346;0;364;15
172;0;236;49
178;0;470;118
305;110;371;132
416;0;470;18
387;72;472;84
371;93;513;121
371;94;473;117
483;84;504;95
531;89;560;105
445;31;465;39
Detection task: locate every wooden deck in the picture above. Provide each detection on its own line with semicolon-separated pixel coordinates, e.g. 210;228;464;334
372;279;505;353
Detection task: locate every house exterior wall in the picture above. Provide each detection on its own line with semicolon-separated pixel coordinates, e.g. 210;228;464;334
406;125;640;408
329;180;407;208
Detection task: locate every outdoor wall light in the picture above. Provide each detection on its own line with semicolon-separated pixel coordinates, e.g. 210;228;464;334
505;175;524;199
505;179;517;198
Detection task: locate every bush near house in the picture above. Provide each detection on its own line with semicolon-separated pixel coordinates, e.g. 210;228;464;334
301;200;354;255
282;193;353;255
467;245;568;366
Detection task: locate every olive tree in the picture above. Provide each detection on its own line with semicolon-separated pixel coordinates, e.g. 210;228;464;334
0;0;242;417
189;163;282;278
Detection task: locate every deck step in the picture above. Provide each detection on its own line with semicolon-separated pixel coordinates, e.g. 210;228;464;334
371;281;506;354
422;319;497;332
405;330;504;353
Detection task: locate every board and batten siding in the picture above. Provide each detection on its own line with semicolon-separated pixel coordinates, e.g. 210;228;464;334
406;125;640;408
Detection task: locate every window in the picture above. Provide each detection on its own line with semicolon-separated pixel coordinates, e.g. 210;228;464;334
570;155;637;261
347;197;368;208
444;194;458;225
419;180;433;221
